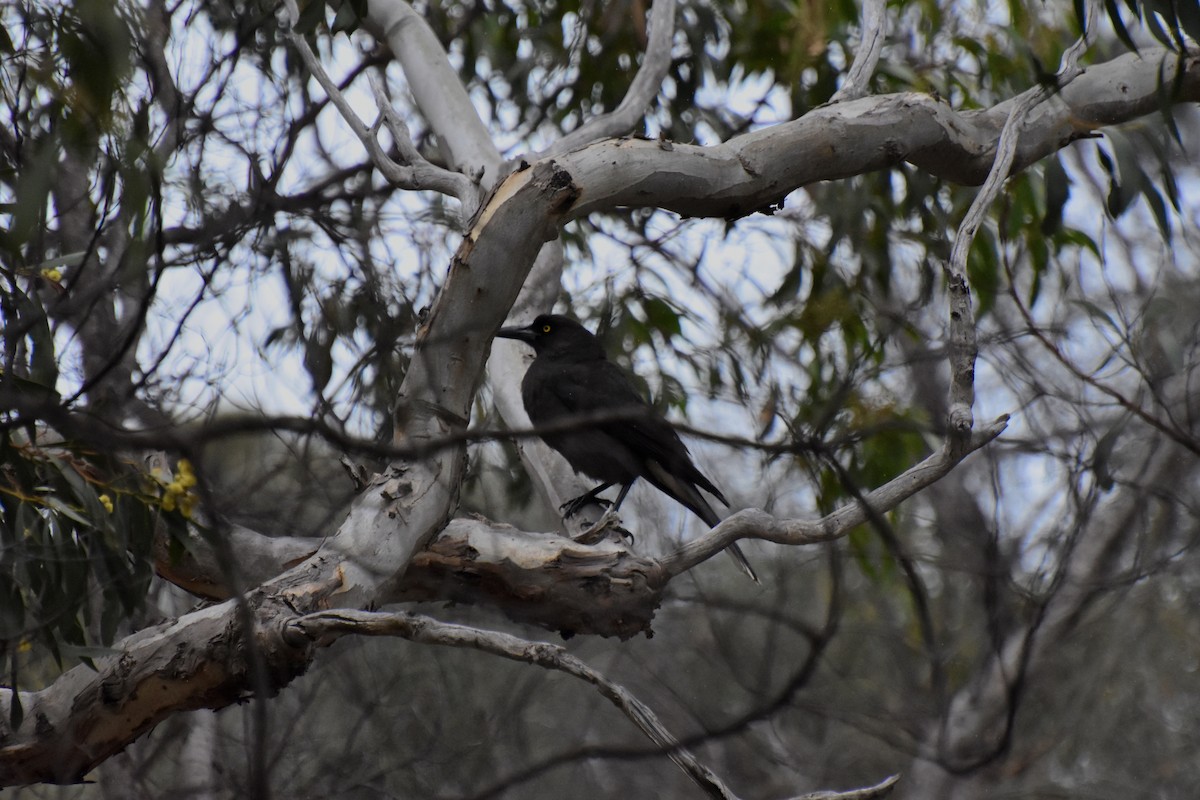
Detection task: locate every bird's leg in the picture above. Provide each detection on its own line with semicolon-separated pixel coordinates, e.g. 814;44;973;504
560;482;614;519
610;482;633;511
572;483;636;545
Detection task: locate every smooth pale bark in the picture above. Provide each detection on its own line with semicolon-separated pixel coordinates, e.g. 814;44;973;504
0;154;581;788
551;51;1200;221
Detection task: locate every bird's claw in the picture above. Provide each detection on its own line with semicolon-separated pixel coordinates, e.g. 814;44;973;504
572;508;633;545
560;494;610;519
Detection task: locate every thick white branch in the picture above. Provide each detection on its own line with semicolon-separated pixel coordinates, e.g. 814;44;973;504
366;0;503;189
360;1;593;524
548;49;1199;220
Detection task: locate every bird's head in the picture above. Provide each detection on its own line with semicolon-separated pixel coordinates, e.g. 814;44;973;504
495;314;605;360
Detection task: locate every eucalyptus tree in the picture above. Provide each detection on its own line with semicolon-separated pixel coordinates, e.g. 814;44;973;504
2;0;1199;797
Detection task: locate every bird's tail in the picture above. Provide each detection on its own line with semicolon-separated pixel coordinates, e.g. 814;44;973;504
645;460;761;584
726;542;761;584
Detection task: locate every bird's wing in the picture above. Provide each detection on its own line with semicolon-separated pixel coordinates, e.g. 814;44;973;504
550;360;729;506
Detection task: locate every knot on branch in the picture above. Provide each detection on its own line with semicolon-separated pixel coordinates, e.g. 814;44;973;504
948;402;976;439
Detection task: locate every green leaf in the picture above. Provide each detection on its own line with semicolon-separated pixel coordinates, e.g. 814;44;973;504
1178;0;1200;43
303;334;334;393
1102;0;1139;52
1071;0;1087;36
31;252;87;271
295;0;327;35
1071;299;1122;336
1145;0;1187;49
642;296;682;338
1100;130;1146;218
330;0;361;35
0;573;25;641
8;689;22;731
1041;155;1070;235
45;497;94;528
60;643;121;663
1141;182;1172;241
967;227;1000;318
1092;418;1126;491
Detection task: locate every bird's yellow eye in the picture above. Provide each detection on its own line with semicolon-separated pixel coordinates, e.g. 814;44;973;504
542;324;551;333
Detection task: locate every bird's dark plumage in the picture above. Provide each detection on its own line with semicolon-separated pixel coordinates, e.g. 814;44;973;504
496;314;759;582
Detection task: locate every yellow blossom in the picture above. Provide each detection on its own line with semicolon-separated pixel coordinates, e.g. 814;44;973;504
99;493;114;513
177;459;197;488
41;268;62;282
156;459;199;516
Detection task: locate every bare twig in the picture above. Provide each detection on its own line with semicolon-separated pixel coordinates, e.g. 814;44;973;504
365;69;426;167
367;0;503;191
0;390;838;474
943;0;1099;446
1002;260;1200;457
830;0;888;103
288;609;742;799
279;0;472;199
540;0;677;158
662;416;1009;577
784;773;901;800
288;609;901;800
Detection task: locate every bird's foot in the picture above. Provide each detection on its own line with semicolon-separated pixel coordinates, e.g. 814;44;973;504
560;494;610;519
573;508;633;545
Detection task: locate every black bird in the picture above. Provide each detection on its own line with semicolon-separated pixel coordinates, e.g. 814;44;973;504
496;314;759;583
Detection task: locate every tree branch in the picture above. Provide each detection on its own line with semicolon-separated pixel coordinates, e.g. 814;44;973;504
3;34;1192;789
1002;257;1200;457
366;0;504;192
548;48;1199;221
541;0;677;159
279;0;472;199
661;416;1009;577
943;0;1098;446
286;609;901;800
153;521;320;601
288;608;744;798
0;593;311;786
830;0;888;103
923;414;1193;775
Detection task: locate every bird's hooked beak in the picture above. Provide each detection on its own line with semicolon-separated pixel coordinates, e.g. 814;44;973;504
495;323;537;344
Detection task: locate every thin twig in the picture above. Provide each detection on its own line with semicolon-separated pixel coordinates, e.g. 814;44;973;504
831;0;888;103
1001;259;1200;457
366;69;426;167
541;0;677;158
944;0;1100;447
288;609;741;799
662;416;1009;577
289;609;902;800
278;0;471;199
